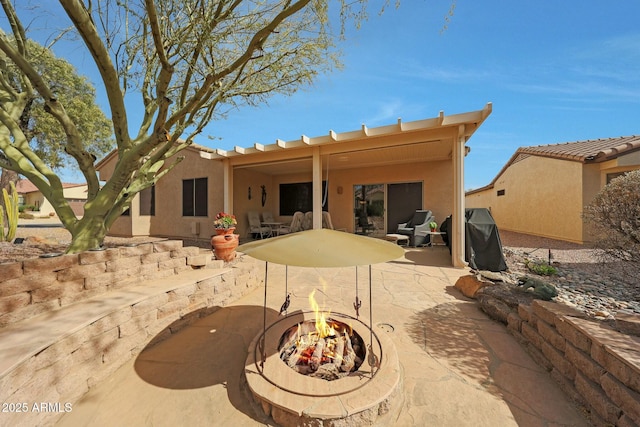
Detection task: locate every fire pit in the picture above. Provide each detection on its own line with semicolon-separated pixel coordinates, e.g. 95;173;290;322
245;310;400;426
239;229;405;426
278;290;366;381
278;317;365;381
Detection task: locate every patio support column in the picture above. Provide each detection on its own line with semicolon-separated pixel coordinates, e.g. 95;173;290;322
223;158;233;214
452;126;467;268
312;147;322;229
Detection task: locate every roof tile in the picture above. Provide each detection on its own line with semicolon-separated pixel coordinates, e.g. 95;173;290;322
519;135;640;162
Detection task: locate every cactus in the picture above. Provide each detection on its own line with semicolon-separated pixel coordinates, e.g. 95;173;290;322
1;182;19;242
0;205;4;242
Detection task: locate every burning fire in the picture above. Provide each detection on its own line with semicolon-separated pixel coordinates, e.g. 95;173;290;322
278;287;363;380
308;289;336;339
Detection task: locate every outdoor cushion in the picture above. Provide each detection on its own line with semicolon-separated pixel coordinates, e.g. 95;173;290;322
397;210;434;246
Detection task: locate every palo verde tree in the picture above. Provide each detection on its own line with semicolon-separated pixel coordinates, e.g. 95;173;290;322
0;0;444;253
0;38;113;189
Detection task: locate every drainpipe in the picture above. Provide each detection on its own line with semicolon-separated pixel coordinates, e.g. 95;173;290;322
452;126;468;268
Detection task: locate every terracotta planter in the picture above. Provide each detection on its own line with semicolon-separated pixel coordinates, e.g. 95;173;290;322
211;227;239;262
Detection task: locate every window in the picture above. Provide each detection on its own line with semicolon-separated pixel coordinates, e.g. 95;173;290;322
279;181;327;215
183;178;208;216
139;185;155;216
497;189;505;196
606;172;628;185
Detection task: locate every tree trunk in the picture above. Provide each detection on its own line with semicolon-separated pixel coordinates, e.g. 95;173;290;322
0;169;19;192
66;214;108;253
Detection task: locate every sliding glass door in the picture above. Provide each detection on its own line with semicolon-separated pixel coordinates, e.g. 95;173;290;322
353;184;385;237
353;182;423;236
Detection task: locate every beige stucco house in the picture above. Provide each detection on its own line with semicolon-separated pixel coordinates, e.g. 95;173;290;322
97;103;492;267
16;179;88;216
466;136;640;244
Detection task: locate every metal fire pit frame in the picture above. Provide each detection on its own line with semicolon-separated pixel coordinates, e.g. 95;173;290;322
237;228;404;370
239;230;404;425
253;310;381;396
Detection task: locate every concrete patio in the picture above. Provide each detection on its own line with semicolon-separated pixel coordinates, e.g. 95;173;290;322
56;246;591;426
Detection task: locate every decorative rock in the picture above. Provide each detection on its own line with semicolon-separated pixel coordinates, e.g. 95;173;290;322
517;276;558;301
478;270;510;282
454;274;492;298
505;248;640;320
25;235;59;245
476;293;512;324
477;283;538;308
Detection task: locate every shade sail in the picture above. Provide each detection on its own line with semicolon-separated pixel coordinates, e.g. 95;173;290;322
237;228;404;267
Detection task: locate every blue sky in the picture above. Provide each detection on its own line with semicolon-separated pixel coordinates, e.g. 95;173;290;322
44;2;640;190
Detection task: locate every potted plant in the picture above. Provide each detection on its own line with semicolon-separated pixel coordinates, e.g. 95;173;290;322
211;212;239;262
428;221;438;232
213;212;237;233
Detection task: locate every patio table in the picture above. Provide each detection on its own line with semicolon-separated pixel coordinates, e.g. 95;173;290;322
425;231;445;247
261;222;284;237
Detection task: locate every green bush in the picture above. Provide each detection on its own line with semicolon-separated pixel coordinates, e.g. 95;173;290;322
525;260;557;276
583;169;640;280
19;204;36;212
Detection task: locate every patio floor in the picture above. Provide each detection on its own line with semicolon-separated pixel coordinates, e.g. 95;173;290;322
56;246;591;426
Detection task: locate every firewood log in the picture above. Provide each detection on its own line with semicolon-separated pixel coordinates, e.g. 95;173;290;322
341;332;355;372
310;338;325;371
287;344;305;368
332;336;345;367
311;363;341;380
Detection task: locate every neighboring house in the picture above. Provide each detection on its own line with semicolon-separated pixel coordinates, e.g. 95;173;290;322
16;179;88;217
96;103;492;267
466;136;640;244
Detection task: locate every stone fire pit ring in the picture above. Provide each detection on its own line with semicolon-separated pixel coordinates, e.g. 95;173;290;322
245;310;401;426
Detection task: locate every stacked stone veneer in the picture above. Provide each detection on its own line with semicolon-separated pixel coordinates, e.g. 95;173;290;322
506;300;640;426
0;241;214;327
0;241;264;427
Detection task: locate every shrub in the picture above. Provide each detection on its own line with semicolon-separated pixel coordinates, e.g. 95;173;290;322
525;260;557;276
583;169;640;280
19;204;36;213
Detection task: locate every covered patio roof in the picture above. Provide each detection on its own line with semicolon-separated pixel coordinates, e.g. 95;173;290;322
200;103;492;267
200;103;491;170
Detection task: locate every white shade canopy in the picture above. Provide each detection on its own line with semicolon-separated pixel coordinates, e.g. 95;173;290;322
237;229;404;267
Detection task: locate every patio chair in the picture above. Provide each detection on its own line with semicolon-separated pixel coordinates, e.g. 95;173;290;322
278;211;305;235
321;211;347;231
262;211;275;223
321;211;333;229
397;209;434;247
247;211;271;239
302;211;313;230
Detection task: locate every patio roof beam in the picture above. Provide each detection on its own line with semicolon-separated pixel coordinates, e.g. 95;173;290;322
197;103;492;161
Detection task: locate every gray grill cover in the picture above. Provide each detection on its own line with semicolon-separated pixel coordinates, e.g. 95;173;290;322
464;208;507;272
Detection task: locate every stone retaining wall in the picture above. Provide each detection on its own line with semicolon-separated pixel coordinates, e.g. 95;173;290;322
0;240;210;327
0;242;264;427
506;300;640;426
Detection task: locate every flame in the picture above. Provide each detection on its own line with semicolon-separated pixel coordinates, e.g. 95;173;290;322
308;289;336;338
